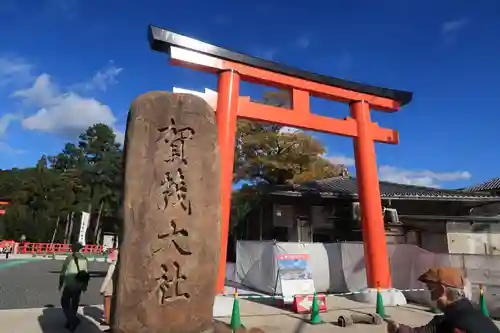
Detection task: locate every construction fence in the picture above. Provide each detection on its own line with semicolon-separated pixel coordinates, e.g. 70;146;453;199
233;241;500;316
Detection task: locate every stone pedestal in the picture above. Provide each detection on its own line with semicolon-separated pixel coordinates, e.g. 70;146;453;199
350;288;407;306
113;91;221;333
212;295;234;318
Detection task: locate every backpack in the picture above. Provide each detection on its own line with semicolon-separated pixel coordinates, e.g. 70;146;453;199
73;253;90;285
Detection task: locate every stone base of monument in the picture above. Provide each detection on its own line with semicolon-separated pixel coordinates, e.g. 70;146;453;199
350;288;407;306
213;295;234;317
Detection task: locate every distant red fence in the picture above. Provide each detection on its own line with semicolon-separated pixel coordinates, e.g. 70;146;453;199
0;200;8;215
16;242;106;255
0;240;14;251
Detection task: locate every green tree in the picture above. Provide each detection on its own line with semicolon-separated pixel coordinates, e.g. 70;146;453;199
78;124;123;241
228;91;348;251
235;90;347;185
5;156;62;241
78;124;122;208
0;123;124;243
50;143;86;172
0;91;348;245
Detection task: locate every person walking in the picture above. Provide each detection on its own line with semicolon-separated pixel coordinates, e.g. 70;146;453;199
100;250;118;326
59;242;90;331
4;243;11;259
386;266;500;333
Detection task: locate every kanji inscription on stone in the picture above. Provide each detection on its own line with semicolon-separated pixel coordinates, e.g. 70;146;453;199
152;220;192;256
158;168;191;213
154;261;190;304
116;92;221;333
157;118;194;165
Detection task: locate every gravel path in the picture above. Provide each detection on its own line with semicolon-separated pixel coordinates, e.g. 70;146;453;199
0;259;108;309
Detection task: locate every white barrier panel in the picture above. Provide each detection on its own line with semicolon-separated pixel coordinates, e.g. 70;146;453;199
235;241;500;317
235;241;277;294
226;262;236;282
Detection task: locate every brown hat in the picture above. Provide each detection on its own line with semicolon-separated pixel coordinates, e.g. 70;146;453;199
418;267;465;288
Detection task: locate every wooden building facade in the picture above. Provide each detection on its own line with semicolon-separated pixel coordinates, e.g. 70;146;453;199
235;177;500;255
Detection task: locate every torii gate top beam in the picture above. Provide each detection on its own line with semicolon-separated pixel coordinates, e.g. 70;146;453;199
148;25;413;112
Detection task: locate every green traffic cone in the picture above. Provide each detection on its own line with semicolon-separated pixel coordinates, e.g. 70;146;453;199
480;286;490;317
428;307;442;314
376;287;387;318
310;292;322;324
230;292;242;331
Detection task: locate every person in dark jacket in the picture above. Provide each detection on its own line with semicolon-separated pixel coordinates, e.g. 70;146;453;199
386;267;500;333
59;242;90;332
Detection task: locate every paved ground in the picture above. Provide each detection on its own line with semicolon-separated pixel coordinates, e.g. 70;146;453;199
0;306;105;333
219;296;500;333
0;258;108;309
0;259;498;332
223;296;437;332
0;296;448;333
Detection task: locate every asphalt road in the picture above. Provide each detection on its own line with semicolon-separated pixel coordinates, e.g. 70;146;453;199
0;259;109;309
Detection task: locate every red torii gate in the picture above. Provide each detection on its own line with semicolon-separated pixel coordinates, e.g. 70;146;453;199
148;25;413;293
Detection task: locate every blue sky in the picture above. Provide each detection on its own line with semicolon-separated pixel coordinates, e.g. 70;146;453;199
0;0;499;189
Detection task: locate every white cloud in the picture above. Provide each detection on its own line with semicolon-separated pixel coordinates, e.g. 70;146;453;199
378;165;471;188
13;74;118;138
279;126;301;134
0;56;33;87
327;155;355;167
6;58;124;144
0;113;22;155
0;57;123;154
0;113;18;137
114;129;125;145
326;154;471;187
0;142;23;154
79;62;123;92
12;73;55;105
440;18;468;46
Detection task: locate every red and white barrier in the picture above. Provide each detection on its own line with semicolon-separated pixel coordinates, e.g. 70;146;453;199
16;242;106;255
292;294;327;314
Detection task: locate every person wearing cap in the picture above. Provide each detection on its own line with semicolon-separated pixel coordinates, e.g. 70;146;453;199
386;267;499;333
59;242;90;331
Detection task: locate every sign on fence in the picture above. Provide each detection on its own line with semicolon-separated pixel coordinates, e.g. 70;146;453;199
276;253;315;303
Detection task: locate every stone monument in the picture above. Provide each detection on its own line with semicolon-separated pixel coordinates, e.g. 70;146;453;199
113;91;221;333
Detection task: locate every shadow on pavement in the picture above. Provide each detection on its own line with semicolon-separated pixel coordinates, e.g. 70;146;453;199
37;306;102;333
48;270;107;278
224;280;288;312
83;306;104;324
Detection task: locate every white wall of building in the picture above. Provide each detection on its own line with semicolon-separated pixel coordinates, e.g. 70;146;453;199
447;232;500;255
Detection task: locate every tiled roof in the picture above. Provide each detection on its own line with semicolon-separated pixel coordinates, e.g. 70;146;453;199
463;178;500;192
271;177;500;201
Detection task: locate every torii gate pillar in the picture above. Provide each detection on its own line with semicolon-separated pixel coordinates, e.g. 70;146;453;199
351;100;390;288
215;70;240;286
149;25;413;293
